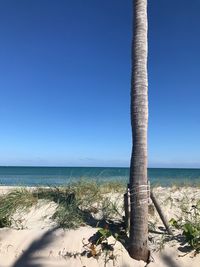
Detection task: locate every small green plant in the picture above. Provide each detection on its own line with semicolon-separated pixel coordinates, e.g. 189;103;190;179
82;226;119;266
170;200;200;253
62;226;120;266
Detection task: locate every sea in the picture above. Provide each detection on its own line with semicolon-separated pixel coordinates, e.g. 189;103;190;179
0;166;200;187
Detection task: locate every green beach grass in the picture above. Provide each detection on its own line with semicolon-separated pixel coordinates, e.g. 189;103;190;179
1;181;200;256
0;180;126;229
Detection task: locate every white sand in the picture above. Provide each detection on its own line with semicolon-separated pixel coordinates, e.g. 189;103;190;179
0;186;200;267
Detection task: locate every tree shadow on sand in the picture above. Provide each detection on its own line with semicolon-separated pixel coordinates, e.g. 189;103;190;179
9;207;128;267
11;226;59;267
81;209;129;249
163;232;194;254
161;254;182;267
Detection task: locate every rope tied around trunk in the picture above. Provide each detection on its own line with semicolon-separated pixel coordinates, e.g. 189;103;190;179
129;182;150;206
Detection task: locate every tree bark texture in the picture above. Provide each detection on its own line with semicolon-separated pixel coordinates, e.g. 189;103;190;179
129;0;149;262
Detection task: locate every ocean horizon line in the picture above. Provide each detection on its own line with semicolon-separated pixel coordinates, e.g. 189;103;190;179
0;165;200;170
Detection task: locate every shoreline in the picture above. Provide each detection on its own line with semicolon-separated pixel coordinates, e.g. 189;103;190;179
0;183;200;189
1;166;200;188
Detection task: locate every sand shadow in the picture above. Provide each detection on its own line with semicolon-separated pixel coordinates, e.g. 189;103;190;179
11;226;59;267
81;209;129;248
173;234;194;254
161;254;181;267
169;233;194;253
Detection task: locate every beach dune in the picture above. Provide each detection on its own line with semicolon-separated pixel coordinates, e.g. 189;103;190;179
0;186;200;267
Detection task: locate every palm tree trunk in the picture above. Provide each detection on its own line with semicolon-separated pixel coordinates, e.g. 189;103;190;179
129;0;149;262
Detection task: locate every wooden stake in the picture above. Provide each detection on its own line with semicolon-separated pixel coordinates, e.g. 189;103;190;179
124;188;130;232
150;190;173;235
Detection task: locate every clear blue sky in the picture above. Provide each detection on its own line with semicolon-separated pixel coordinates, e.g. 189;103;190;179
0;0;199;168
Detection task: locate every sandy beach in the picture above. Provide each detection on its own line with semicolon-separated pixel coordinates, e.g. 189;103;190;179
0;185;200;267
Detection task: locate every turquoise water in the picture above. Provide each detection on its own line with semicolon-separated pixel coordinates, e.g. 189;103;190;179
0;167;200;186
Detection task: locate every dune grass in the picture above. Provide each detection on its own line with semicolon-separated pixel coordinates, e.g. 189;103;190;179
0;189;37;227
1;183;200;256
0;180;125;229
